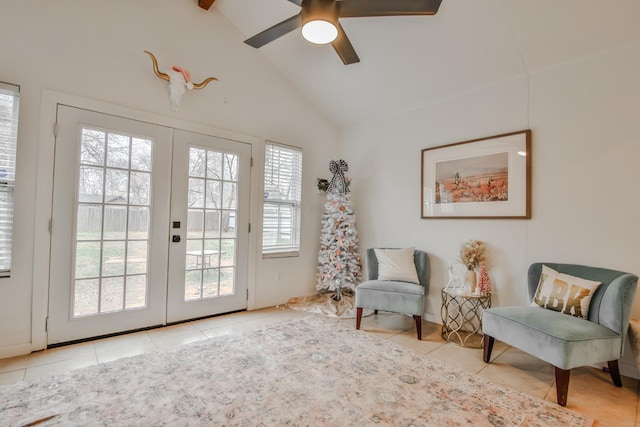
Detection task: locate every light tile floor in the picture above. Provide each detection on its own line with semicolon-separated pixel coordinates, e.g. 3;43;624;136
0;307;638;426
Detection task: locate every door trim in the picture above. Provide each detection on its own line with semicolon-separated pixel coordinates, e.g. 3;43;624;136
34;90;259;351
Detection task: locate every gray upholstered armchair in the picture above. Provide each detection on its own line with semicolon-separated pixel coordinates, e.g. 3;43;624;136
355;248;430;340
483;263;638;406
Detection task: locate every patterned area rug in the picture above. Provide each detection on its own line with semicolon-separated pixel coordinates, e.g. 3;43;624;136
0;317;593;426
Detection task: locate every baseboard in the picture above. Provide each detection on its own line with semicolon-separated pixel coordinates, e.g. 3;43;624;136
423;312;441;325
0;342;32;359
619;361;640;380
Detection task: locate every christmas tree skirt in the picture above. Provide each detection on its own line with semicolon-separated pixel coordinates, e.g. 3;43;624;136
283;293;373;319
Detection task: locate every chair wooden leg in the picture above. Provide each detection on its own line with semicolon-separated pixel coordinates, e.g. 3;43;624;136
413;315;422;340
356;307;363;330
554;367;571;407
482;335;494;363
607;360;623;387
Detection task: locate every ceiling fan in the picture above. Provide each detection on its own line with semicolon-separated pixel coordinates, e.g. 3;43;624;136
200;0;442;65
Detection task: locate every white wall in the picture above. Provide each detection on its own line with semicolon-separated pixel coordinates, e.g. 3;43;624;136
0;0;338;356
341;75;530;314
3;1;639;378
340;43;640;376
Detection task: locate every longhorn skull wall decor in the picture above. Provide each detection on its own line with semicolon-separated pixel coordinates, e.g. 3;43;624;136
144;51;218;111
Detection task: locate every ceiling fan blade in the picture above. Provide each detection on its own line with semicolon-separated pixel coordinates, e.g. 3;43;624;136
338;0;443;18
286;0;303;5
198;0;215;10
332;23;360;65
245;14;302;48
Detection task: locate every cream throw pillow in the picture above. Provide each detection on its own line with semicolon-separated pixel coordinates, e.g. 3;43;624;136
530;265;601;319
374;248;420;284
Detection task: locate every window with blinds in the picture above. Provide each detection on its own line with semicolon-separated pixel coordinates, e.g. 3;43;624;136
262;142;302;257
0;82;19;277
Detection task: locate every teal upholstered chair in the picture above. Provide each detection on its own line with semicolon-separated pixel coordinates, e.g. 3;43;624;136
483;263;638;406
355;248;430;340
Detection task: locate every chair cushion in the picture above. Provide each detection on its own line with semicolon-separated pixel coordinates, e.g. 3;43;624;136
356;280;425;295
373;248;420;284
483;306;620;370
355;280;425;316
530;265;601;319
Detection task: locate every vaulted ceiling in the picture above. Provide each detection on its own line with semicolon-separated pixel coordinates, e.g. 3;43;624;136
208;0;640;128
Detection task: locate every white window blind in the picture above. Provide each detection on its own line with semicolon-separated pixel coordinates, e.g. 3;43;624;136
262;141;302;257
0;82;19;277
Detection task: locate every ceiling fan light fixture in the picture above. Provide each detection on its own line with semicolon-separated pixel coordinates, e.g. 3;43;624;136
301;0;339;45
302;20;338;44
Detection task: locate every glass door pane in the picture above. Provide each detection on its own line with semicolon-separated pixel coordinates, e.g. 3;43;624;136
73;129;153;316
184;148;238;301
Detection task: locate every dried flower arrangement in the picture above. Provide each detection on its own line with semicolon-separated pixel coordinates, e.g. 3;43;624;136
457;239;487;270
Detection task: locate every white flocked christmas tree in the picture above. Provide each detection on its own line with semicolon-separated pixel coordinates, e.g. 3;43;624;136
316;159;362;301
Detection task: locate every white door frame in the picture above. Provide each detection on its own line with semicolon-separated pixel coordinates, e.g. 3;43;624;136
33;90;260;351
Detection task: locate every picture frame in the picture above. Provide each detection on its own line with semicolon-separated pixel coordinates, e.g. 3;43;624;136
421;130;531;219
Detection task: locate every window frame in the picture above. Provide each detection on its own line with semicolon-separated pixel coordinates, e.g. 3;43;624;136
261;141;302;258
0;81;19;278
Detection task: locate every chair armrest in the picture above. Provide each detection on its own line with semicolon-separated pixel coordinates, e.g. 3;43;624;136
597;274;637;350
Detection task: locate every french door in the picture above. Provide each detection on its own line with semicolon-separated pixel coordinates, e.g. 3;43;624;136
48;106;250;344
166;130;250;323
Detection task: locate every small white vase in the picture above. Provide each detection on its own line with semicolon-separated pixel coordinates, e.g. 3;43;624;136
464;269;477;294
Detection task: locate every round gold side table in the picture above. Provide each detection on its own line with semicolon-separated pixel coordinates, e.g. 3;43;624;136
441;289;491;348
